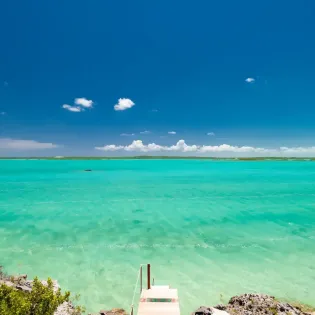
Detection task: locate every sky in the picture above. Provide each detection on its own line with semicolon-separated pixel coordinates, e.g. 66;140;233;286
1;0;315;156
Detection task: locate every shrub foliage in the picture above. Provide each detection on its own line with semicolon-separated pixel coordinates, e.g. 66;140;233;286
0;277;70;315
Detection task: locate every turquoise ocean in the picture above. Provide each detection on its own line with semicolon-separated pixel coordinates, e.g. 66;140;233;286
0;160;315;313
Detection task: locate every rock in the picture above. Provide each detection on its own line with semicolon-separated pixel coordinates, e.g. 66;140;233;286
12;274;27;284
16;285;32;293
20;279;60;293
211;293;314;315
193;306;213;315
23;280;33;289
99;309;127;315
54;301;76;315
214;305;227;311
193;306;230;315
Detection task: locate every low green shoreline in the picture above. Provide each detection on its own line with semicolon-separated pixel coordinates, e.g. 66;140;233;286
1;156;315;161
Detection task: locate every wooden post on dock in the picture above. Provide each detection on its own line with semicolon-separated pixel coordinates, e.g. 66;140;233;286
147;264;151;289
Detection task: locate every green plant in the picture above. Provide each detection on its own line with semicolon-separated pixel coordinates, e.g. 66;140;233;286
0;277;83;315
30;277;70;315
269;306;278;315
0;283;32;315
73;305;86;315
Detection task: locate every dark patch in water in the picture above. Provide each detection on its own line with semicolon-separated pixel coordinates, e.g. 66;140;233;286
291;226;308;236
133;209;144;213
133;219;142;225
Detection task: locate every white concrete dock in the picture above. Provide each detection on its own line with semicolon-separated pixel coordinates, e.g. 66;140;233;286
137;285;180;315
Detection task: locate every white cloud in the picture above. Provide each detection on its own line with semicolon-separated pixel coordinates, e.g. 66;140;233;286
140;130;151;134
151;109;158;112
3;81;8;87
125;140;165;152
74;97;93;108
95;144;124;151
124;140;149;152
114;98;135;111
168;140;198;152
168;131;176;135
0;111;6;115
120;133;135;136
198;144;267;153
95;139;315;157
0;138;59;150
207;132;215;136
62;97;94;112
245;77;255;83
279;146;315;154
94;140;211;153
62;104;84;112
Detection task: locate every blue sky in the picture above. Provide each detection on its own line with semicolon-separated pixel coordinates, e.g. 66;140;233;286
1;0;315;156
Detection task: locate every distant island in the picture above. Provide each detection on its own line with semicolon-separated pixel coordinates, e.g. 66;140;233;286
0;156;315;161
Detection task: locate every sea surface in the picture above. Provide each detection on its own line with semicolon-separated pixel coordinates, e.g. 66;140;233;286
0;160;315;313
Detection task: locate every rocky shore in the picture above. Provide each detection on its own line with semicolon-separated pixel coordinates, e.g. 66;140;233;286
2;270;314;315
90;293;315;315
193;294;315;315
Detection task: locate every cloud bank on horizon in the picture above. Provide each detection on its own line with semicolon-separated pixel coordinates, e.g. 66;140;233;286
2;137;315;157
95;139;315;157
0;138;59;150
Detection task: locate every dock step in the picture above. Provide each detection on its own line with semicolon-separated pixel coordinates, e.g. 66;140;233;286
137;285;180;315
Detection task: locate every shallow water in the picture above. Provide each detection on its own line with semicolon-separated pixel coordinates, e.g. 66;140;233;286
0;160;314;313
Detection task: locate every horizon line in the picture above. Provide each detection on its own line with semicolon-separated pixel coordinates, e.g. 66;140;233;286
1;156;315;160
